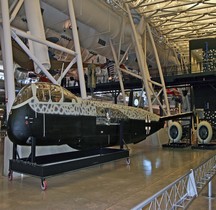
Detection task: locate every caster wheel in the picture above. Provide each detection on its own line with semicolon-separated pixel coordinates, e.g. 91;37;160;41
126;157;131;165
8;170;13;181
41;179;48;191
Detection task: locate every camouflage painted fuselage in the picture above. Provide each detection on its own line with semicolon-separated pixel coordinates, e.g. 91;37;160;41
7;83;164;150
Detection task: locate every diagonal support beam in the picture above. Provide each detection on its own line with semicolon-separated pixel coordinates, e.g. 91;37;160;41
110;39;126;105
68;0;87;98
11;31;58;84
147;23;171;115
125;3;153;112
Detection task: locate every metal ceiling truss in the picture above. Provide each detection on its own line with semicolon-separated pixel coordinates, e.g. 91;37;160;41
108;1;171;115
107;0;216;63
1;0;87;98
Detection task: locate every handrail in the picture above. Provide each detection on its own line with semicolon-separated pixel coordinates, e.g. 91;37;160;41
150;61;216;78
132;154;216;210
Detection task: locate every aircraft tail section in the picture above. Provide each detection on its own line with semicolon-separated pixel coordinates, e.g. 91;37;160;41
159;112;193;122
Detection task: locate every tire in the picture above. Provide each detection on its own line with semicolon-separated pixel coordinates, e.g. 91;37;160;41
41;178;48;191
126;157;131;165
197;121;213;144
168;121;183;143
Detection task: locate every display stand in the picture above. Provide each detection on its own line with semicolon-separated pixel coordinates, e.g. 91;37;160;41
162;142;191;148
8;123;130;190
191;143;216;150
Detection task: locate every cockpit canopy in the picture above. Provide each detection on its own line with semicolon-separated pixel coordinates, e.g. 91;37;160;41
13;82;77;106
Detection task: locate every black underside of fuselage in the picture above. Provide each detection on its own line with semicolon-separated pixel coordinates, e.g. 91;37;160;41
7;104;164;150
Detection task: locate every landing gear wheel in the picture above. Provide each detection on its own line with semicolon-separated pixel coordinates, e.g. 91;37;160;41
41;178;47;191
168;121;182;143
126;157;131;165
197;121;213;144
8;170;13;181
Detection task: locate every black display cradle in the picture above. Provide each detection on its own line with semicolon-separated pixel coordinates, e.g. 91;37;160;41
191;143;216;150
162;142;191;148
9;147;129;179
8;122;130;190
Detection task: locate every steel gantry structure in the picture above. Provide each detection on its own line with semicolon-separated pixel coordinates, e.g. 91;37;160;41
1;0;216;175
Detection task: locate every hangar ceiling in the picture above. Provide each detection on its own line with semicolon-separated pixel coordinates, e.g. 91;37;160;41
106;0;216;64
1;0;216;71
0;0;215;111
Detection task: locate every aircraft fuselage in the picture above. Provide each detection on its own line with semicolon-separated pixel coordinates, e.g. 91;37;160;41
7;83;163;150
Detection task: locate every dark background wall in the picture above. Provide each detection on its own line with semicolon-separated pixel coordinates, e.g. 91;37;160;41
190;38;216;50
189;38;216;72
193;84;216;110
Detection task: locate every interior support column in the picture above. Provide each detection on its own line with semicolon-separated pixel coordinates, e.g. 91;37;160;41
125;4;153;112
0;0;16;176
68;0;87;98
147;23;170;116
24;0;51;74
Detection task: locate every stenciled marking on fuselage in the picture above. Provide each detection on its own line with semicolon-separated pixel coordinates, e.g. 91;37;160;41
145;115;151;135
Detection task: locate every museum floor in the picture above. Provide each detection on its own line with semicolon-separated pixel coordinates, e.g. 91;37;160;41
0;134;216;210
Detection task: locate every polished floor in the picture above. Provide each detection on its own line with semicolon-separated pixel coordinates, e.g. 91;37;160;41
0;131;216;210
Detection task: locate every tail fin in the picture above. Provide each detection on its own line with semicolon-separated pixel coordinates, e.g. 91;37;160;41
159;112;193;122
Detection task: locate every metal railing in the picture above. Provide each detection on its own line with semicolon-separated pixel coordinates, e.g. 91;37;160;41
150;61;216;79
132;154;216;210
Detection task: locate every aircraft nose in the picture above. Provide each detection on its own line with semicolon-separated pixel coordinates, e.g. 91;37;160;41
7;108;31;145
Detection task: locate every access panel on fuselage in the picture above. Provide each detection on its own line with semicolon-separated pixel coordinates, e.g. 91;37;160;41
31;112;97;145
46;114;96;138
94;119;143;146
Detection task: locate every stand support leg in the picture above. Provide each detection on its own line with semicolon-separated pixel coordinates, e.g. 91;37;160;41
12;143;17;159
31;137;36;163
120;122;124;149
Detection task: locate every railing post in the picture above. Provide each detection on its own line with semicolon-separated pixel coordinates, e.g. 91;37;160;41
208;181;212;198
204;180;215;199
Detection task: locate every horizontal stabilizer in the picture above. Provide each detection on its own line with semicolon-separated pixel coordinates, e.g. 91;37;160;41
159;112;193;122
